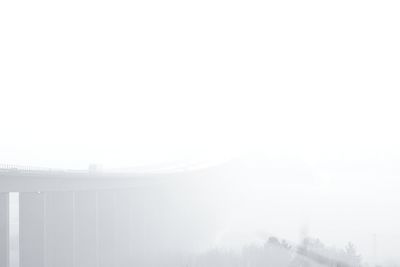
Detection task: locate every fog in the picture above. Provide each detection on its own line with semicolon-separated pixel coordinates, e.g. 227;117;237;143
1;0;400;266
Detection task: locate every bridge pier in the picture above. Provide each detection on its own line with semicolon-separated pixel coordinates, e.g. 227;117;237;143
0;193;9;267
98;190;116;267
45;192;74;267
19;190;130;267
115;190;133;267
19;192;45;267
74;191;98;267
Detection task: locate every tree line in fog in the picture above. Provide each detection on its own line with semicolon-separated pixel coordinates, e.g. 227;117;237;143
184;236;398;267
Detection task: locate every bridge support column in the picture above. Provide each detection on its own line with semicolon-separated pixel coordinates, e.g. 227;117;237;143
0;193;9;267
74;191;98;267
115;190;132;267
98;190;116;267
19;192;45;267
45;192;74;267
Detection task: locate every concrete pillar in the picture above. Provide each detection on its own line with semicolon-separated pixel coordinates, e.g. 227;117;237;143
130;187;152;265
19;192;45;267
0;193;9;267
74;191;97;267
45;192;74;267
115;190;132;267
129;186;170;266
97;190;115;267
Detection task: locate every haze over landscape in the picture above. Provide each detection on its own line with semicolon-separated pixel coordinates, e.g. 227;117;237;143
1;0;400;266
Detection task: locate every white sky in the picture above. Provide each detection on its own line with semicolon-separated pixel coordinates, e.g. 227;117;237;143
1;0;400;169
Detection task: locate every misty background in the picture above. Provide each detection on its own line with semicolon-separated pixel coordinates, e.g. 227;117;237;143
1;0;400;266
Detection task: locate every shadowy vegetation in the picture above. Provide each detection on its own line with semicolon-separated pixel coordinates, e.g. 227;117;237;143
187;236;373;267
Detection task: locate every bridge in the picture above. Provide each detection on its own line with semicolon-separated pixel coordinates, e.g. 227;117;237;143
0;163;356;267
0;164;224;267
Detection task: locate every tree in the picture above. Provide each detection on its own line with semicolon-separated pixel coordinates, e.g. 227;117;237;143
344;242;362;267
